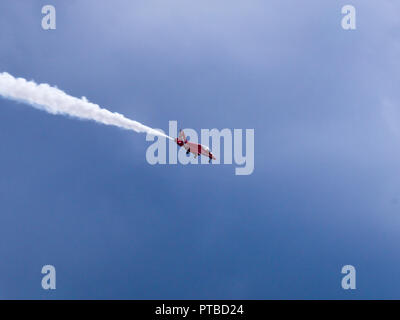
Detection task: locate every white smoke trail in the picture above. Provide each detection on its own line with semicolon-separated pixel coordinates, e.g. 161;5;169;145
0;72;172;140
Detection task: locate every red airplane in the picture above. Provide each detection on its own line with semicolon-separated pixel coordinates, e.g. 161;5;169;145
175;129;216;163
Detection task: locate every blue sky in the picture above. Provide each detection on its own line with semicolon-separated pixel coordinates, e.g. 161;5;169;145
1;0;400;299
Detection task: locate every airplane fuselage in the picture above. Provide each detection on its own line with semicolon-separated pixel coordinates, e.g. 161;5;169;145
175;138;216;161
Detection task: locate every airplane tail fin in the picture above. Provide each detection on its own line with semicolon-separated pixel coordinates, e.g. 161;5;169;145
179;129;187;141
